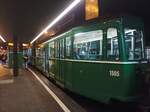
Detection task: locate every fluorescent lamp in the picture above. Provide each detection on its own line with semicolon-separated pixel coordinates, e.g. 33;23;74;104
22;43;29;47
8;43;14;46
0;35;6;43
31;0;81;44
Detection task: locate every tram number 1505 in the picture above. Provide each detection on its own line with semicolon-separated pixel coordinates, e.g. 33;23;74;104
109;70;120;77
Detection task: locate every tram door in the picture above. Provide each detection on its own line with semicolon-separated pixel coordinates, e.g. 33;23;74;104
59;38;65;84
42;49;46;72
49;42;55;78
45;46;49;75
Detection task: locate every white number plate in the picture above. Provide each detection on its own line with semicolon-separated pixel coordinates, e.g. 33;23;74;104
109;70;120;77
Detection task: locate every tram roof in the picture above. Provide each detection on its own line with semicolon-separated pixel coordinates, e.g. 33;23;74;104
42;16;144;45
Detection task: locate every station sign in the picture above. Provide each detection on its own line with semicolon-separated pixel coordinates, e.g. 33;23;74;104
85;0;99;20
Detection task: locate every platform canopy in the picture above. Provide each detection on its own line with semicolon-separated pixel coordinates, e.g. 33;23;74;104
0;0;149;44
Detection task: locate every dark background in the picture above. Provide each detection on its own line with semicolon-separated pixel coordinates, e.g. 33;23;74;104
0;0;149;45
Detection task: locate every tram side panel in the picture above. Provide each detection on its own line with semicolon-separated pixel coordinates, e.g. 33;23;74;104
58;59;65;85
48;59;55;78
54;59;60;81
71;61;109;102
65;61;146;103
70;61;132;103
64;61;73;91
123;63;148;98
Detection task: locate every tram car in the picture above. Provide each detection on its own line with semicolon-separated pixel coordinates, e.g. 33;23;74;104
145;47;150;61
33;16;148;103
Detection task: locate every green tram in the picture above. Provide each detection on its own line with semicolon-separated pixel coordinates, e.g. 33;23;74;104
34;17;148;103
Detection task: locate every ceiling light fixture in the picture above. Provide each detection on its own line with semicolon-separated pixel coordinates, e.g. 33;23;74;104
30;0;81;44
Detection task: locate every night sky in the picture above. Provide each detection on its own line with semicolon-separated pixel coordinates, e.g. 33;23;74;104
0;0;150;45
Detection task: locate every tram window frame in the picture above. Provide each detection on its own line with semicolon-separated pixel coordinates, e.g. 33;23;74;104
107;28;119;61
73;30;103;60
36;48;42;58
124;28;144;60
65;36;72;58
36;48;43;66
59;38;65;58
49;42;55;58
55;40;60;58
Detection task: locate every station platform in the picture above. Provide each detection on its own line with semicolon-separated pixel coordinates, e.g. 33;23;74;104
1;64;148;112
0;65;86;112
0;64;13;84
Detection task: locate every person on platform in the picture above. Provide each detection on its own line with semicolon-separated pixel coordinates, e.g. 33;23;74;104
24;54;28;68
1;53;7;64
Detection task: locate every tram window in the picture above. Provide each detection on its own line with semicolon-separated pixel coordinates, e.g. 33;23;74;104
124;29;144;60
66;37;71;57
55;41;59;58
107;28;119;60
60;39;65;58
73;30;103;60
49;42;54;58
36;48;42;58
